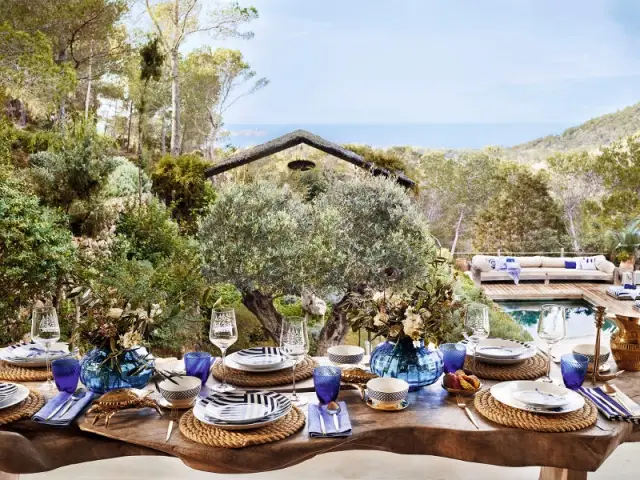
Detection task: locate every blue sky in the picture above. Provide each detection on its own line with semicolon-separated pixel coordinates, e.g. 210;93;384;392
171;1;640;126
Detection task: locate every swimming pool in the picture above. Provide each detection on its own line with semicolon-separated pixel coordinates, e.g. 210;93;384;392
496;299;615;341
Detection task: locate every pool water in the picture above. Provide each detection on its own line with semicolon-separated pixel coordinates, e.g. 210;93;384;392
496;300;615;341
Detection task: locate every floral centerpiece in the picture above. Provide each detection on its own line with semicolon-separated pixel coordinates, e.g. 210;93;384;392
346;276;465;389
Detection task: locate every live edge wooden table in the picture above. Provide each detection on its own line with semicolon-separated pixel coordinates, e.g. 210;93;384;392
0;363;638;480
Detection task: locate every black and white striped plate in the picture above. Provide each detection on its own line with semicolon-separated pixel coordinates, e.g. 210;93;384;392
0;383;17;402
0;342;73;367
194;390;292;430
0;383;29;411
232;347;285;369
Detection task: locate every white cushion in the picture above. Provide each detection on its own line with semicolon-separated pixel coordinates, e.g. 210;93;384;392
594;255;615;274
580;257;598;271
514;256;542;268
540;257;566;268
471;255;493;272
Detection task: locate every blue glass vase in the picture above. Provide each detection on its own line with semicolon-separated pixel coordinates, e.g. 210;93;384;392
80;347;154;394
370;337;443;390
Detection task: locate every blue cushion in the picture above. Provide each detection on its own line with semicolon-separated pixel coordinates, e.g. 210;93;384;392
624;284;637;290
564;261;577;269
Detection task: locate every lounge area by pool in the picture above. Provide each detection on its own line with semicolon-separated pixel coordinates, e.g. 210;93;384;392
496;299;616;341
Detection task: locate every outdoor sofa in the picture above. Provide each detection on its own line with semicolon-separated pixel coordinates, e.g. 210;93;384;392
470;255;617;285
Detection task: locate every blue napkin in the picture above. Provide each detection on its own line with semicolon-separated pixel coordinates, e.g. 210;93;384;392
32;390;94;427
308;402;352;437
579;387;640;424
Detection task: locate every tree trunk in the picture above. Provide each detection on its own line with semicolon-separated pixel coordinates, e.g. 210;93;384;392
241;290;283;342
450;208;465;255
315;295;351;355
57;49;67;125
19;101;26;126
84;42;93;120
126;100;133;151
169;47;181;155
567;211;581;252
161;114;167;156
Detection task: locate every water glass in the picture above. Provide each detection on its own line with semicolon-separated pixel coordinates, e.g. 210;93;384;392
52;358;81;393
538;305;567;382
184;352;213;386
32;306;61;393
210;309;238;393
313;366;341;405
280;316;309;407
440;343;467;374
464;303;490;372
561;353;589;390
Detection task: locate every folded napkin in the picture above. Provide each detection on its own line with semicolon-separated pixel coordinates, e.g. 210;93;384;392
607;286;640;299
32;390;94;427
579;387;640;424
308;402;352;438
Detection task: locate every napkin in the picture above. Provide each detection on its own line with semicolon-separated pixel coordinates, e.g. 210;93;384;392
579;387;640;424
308;402;352;438
32;390;94;427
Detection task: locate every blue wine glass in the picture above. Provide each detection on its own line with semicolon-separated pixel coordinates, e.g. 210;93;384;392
52;358;81;393
184;352;213;386
440;343;467;374
560;353;589;390
313;366;341;404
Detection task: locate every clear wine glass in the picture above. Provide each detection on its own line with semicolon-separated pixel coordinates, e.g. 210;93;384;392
31;306;61;393
280;316;309;407
537;304;567;383
464;303;490;372
210;309;238;393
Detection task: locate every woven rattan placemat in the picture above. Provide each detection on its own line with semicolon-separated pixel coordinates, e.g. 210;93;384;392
473;389;597;432
211;356;317;387
0;390;45;426
464;354;547;381
0;361;51;382
179;406;305;448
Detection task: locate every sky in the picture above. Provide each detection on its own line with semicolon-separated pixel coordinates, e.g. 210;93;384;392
143;0;640;128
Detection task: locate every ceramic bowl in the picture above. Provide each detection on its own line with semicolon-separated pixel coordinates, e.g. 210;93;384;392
328;345;365;365
572;344;610;365
158;375;201;408
365;377;409;407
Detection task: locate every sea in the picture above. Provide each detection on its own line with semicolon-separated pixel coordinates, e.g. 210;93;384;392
224;123;569;150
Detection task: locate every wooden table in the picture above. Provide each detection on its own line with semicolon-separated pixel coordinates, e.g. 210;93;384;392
0;361;638;480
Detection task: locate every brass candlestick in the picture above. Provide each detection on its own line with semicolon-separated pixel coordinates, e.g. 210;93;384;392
592;306;624;384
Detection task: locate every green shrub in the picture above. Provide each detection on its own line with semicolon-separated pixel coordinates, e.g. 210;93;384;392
104;156;151;198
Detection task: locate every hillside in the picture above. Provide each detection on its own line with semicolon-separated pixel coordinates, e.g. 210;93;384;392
507;102;640;163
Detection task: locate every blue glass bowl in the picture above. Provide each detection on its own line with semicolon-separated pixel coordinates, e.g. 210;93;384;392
80;347;154;394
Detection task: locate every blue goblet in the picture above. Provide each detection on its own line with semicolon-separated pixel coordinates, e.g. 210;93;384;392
52;358;81;393
313;366;341;405
440;343;467;374
184;352;213;386
561;353;589;390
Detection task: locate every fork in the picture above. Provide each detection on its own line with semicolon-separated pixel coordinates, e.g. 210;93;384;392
456;396;480;429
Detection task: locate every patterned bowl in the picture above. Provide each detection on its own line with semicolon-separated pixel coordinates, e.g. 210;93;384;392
328;345;365;365
366;377;409;407
158;375;201;408
572;344;610;365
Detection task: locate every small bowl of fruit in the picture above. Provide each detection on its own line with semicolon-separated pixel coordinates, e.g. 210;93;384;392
442;370;482;397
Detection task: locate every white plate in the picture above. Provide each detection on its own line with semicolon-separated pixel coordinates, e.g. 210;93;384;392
0;342;74;368
0;383;30;410
491;381;584;415
226;352;294;372
476;344;526;359
194;390;291;430
233;347;285;369
462;339;536;365
512;389;570;408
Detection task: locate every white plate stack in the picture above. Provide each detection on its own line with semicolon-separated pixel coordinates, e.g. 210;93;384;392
194;390;292;430
491;381;584;415
226;347;293;372
462;339;536;365
0;382;30;410
0;342;75;368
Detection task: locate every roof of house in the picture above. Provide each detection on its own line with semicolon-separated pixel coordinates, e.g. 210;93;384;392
204;129;416;188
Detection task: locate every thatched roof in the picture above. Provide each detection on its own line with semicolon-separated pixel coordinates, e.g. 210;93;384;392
204;129;416;188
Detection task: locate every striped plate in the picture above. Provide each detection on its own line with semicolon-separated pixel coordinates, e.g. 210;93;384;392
0;342;74;368
194;390;292;430
232;347;285;369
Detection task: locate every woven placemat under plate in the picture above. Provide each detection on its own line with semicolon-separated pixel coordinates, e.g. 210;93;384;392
179;406;305;448
473;389;597;432
0;390;45;426
211;356;317;387
463;353;547;381
0;361;51;382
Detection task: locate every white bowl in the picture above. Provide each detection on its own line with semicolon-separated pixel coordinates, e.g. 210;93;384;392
328;345;365;365
366;377;409;407
572;344;610;365
158;375;201;408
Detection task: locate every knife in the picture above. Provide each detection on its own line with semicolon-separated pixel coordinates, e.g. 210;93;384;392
46;396;73;421
165;419;174;442
318;410;327;435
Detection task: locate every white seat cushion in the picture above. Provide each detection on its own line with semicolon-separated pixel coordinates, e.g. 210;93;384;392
540;257;566;268
471;255;493;272
594;255;615;274
514;256;542;268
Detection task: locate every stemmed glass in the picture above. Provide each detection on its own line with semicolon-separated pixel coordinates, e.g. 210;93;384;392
31;306;61;393
209;309;238;393
537;304;566;383
464;303;490;372
280;316;309;407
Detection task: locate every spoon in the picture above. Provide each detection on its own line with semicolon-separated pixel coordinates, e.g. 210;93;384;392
602;384;633;414
326;401;341;431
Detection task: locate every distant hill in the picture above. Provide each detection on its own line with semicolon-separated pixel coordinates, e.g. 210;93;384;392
507;102;640;164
